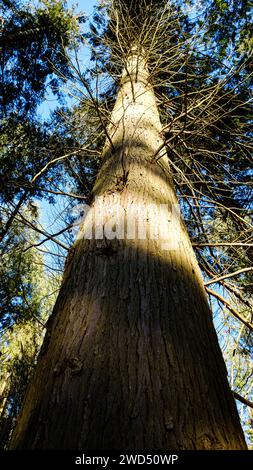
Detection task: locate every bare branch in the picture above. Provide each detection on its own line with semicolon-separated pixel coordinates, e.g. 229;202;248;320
206;287;253;332
233;391;253;410
204;267;253;286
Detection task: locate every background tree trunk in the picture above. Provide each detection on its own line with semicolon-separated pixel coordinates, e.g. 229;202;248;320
10;48;247;450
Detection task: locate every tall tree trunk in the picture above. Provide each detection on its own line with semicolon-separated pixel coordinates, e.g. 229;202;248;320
10;48;246;450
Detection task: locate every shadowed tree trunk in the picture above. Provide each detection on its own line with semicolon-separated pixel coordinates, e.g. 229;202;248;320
10;47;246;450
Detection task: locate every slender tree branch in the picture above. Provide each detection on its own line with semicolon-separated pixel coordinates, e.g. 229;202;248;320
15;213;69;252
193;243;253;247
206;287;253;332
233;391;253;409
204;267;253;286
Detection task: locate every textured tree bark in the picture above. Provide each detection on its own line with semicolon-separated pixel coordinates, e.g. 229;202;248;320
10;48;247;450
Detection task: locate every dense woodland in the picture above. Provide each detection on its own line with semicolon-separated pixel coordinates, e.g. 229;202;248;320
0;0;252;449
